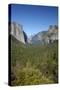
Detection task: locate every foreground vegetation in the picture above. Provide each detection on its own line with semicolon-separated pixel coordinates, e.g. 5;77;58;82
11;36;58;86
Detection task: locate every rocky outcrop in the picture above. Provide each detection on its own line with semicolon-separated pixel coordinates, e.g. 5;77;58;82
9;22;28;44
47;25;58;43
31;25;58;44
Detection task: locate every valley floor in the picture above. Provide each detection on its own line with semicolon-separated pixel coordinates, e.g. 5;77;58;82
10;36;58;86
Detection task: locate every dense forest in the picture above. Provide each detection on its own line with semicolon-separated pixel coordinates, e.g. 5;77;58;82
10;35;58;86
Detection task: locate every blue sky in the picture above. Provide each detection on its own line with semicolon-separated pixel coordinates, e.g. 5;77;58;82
10;4;58;37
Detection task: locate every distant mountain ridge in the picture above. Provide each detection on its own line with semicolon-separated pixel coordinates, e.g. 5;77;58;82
9;22;58;45
31;25;58;44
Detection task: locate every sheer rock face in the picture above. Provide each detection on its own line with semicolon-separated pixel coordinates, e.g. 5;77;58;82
9;22;28;44
31;25;58;44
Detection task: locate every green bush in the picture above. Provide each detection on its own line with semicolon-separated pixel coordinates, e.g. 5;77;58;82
11;61;54;86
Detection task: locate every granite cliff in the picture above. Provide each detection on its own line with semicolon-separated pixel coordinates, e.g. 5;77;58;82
9;22;28;44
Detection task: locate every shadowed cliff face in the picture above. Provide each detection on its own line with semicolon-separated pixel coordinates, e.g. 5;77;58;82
23;31;28;43
9;22;28;44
